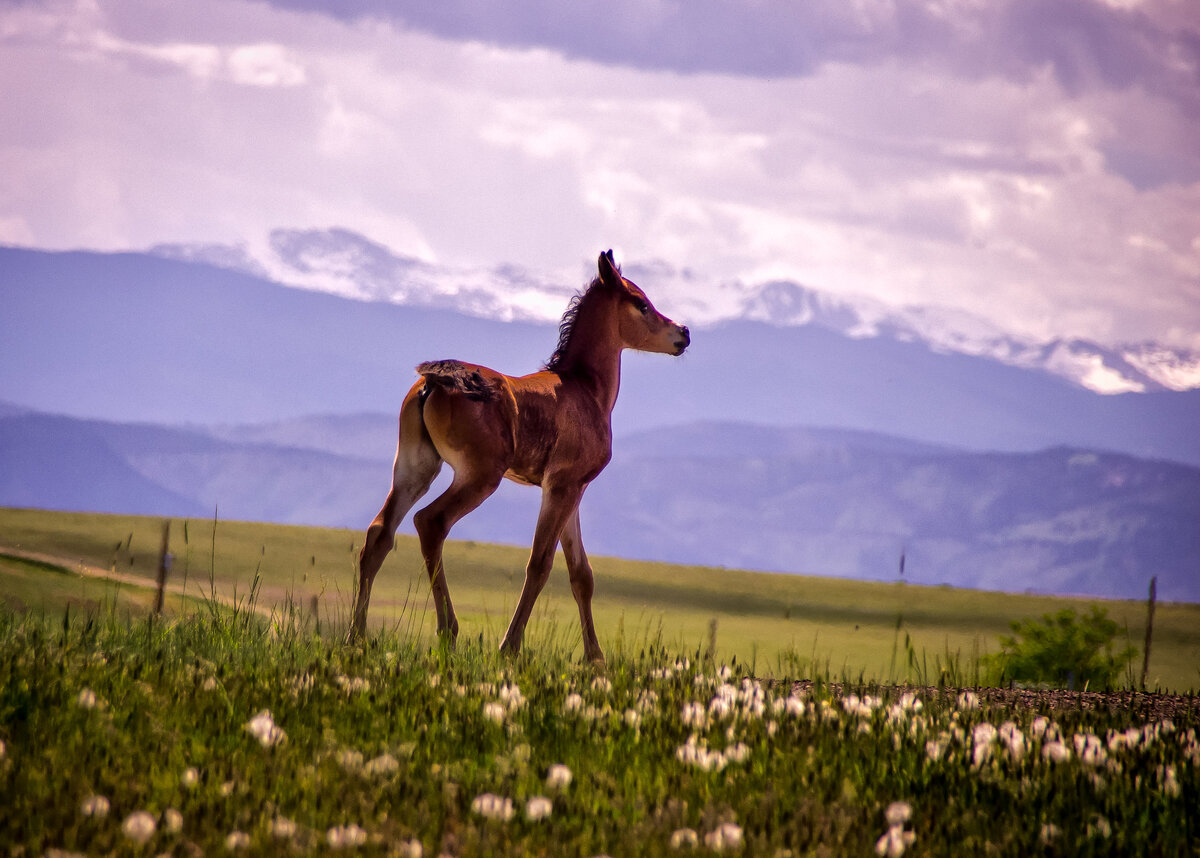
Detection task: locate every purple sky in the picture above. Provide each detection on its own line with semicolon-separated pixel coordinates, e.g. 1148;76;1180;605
2;0;1198;377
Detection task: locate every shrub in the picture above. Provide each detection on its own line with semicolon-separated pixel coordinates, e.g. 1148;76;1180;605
986;606;1136;689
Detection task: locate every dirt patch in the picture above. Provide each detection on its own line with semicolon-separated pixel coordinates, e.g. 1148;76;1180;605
782;680;1199;721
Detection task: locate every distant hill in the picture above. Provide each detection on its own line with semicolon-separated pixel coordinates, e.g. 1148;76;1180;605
2;409;1197;602
2;246;1199;465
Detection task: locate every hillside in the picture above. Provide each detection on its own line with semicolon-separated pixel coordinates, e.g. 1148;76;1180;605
2;409;1197;602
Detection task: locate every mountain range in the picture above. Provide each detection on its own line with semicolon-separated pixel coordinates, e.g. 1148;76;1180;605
2;243;1199;602
2;245;1198;464
151;227;1200;395
1;406;1197;603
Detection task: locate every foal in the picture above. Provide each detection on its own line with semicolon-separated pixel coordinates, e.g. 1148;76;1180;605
349;251;690;662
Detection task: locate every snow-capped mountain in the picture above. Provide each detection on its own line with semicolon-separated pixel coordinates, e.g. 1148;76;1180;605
149;227;1200;395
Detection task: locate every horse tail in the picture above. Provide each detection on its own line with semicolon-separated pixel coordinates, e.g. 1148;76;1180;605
416;360;499;402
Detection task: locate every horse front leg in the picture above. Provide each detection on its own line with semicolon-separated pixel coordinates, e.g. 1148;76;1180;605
559;506;604;665
500;483;583;657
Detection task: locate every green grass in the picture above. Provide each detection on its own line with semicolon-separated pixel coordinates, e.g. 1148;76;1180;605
1;607;1197;857
2;507;1198;692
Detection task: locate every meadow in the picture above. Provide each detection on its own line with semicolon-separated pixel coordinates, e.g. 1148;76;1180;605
1;508;1197;690
1;508;1198;856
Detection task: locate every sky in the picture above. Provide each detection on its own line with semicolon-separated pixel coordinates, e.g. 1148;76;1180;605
2;0;1199;357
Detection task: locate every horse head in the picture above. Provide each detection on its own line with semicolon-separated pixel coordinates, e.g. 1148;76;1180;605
597;250;691;356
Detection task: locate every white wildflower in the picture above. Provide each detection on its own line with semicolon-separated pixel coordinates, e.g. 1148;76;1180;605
723;743;750;764
1073;733;1107;766
327;824;368;848
717;665;733;681
220;780;236;797
181;767;199;787
705;822;743;852
564;693;584;713
338;749;364;771
972;723;997;767
76;688;98;709
624;708;642;728
1030;716;1051;739
164;808;183;833
525;796;553;821
875;825;915;857
1159;764;1180;797
364;753;399;777
270;817;297;839
999;722;1026;762
80;794;110;818
244;709;286;747
335;675;370;695
122;811;157;844
681;701;708;727
591;676;612;694
1087;815;1112;839
925;737;947;762
471;793;515;821
1042;740;1071;763
546;763;573;790
956;691;979;710
483;702;507;723
670;827;699;849
885;802;912;826
225;830;250;850
499;683;525;709
428;674;440;688
396;839;423;858
1039;824;1060;844
202;676;220;692
674;657;691;672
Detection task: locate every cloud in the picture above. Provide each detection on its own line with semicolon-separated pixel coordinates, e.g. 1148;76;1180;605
1;0;1198;357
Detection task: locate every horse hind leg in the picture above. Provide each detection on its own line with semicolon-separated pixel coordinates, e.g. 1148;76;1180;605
412;468;504;644
349;390;442;641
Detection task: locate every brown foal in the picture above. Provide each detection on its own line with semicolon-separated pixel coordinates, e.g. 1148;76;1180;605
349;251;690;662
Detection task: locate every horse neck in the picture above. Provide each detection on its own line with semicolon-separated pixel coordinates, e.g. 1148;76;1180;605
557;293;624;413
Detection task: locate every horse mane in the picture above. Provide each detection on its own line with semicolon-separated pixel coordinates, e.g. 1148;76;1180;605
544;276;604;371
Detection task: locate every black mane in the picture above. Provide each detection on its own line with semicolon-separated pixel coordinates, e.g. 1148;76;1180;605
543;276;603;371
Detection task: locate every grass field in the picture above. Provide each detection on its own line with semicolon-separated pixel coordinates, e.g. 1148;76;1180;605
2;507;1199;856
2;507;1197;692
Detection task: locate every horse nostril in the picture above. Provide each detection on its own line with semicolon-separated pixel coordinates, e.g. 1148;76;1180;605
680;326;691;345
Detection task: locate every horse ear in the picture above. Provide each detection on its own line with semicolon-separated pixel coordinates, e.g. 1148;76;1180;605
598;249;623;287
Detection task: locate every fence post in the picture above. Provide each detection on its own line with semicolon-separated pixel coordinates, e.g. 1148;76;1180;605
1140;576;1157;690
154;520;172;615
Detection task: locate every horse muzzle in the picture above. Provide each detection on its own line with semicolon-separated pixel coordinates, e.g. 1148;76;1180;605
673;325;691;356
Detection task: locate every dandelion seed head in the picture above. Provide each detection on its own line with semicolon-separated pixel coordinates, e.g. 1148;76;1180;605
670;828;699;849
705;822;743;852
364;753;399;777
885;801;913;825
525;795;553;821
122;811;157;844
471;793;515;821
244;709;286;747
80;794;110;818
396;838;423;858
1042;740;1071;763
270;817;297;839
546;763;572;789
327;824;368;848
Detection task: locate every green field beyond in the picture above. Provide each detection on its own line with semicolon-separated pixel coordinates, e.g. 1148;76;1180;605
1;508;1196;692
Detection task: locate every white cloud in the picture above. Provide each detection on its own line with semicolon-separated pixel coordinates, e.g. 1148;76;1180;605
1;0;1198;358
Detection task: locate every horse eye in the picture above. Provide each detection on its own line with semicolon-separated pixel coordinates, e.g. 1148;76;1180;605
631;298;648;314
